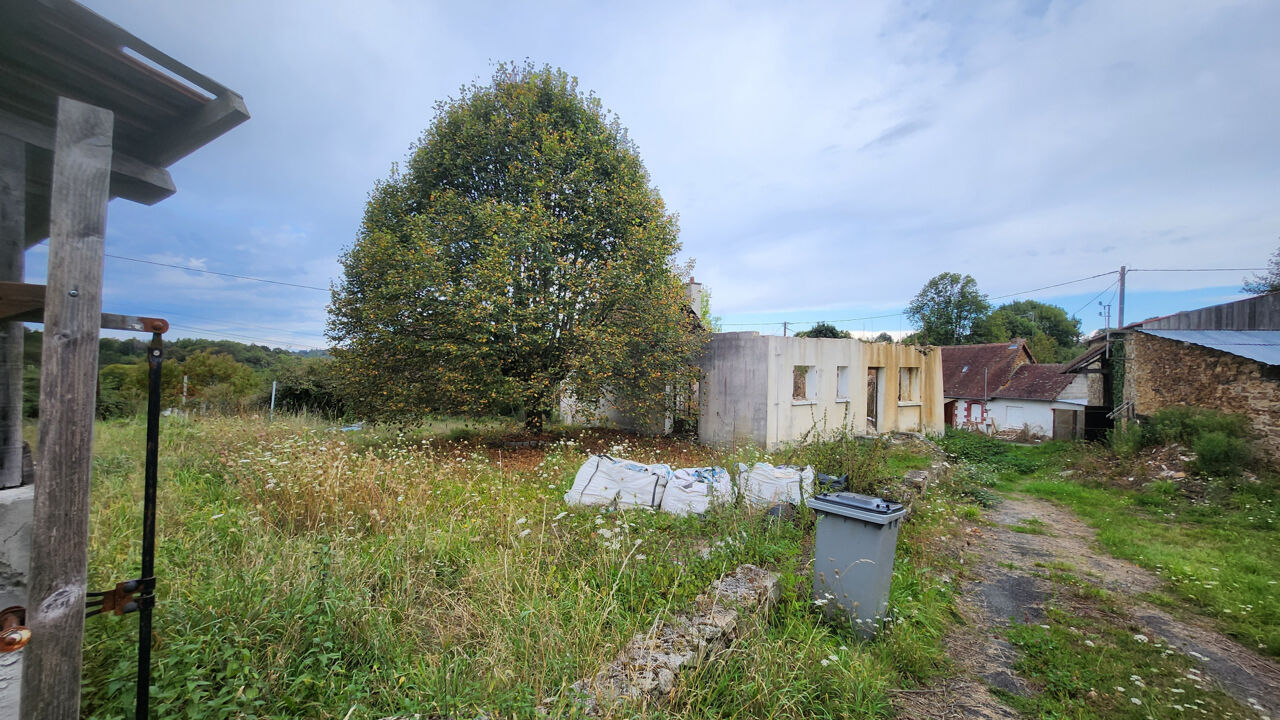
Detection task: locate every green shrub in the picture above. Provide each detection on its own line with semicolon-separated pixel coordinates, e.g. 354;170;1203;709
1108;422;1146;458
1191;431;1251;477
1143;406;1251;447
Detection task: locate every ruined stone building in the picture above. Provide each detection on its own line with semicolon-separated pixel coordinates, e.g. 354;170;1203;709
1120;293;1280;463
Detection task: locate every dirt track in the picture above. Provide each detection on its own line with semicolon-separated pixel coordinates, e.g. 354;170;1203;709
895;495;1280;719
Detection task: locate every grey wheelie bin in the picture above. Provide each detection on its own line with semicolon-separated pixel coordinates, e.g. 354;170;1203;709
806;491;906;638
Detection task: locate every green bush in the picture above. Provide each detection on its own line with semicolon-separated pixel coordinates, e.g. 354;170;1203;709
1191;431;1251;477
1108;422;1146;458
1110;406;1254;474
1143;406;1251;447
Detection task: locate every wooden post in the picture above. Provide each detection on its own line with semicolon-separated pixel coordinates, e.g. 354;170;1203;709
20;97;113;720
0;134;24;491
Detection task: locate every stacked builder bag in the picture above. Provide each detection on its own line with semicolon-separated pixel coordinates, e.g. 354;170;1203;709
736;462;815;506
564;455;672;509
659;466;734;516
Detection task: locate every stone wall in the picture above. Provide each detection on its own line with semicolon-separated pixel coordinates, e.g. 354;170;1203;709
1125;332;1280;463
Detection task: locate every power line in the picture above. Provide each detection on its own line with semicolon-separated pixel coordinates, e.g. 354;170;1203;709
153;309;326;345
1069;279;1118;318
1128;267;1267;273
988;271;1118;301
166;323;325;350
105;254;331;292
720;271;1120;329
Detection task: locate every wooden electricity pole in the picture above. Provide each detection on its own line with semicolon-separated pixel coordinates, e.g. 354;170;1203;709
21;97;114;720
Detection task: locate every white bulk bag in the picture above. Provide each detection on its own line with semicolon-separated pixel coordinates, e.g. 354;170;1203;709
660;466;733;516
564;455;671;509
736;462;815;506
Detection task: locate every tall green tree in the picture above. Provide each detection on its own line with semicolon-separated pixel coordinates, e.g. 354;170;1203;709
905;273;991;345
971;299;1083;361
328;63;707;427
1242;244;1280;295
795;322;850;338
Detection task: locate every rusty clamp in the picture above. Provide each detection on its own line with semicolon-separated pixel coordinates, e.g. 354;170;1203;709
1;606;30;652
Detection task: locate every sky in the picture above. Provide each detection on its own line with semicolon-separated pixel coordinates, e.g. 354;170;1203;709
41;0;1280;350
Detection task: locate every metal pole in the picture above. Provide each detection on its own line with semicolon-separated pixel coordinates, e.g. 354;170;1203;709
1117;265;1126;328
268;380;276;423
136;333;162;720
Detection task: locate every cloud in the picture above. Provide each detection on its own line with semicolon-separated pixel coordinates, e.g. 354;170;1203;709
74;0;1280;343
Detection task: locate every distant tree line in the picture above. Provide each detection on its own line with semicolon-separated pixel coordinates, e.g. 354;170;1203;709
20;330;344;420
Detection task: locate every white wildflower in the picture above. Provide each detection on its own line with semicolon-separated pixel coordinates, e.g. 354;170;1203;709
1133;633;1149;643
1131;698;1142;705
516;517;527;525
519;529;531;538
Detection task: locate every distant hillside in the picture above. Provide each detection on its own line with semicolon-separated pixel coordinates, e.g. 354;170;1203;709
22;329;315;370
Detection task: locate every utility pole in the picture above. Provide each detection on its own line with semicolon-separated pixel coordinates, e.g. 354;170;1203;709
268;380;277;423
782;322;788;337
1117;265;1126;328
1099;302;1111;330
181;374;188;408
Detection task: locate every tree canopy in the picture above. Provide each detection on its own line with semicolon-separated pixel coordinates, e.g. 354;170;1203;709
795;322;850;338
1242;244;1280;295
328;63;706;426
971;299;1083;362
905;273;991;345
904;275;1085;361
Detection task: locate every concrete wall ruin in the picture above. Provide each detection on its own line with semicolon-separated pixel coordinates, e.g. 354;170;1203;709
698;332;944;448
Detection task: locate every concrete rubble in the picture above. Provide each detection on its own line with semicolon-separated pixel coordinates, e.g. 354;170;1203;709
545;563;779;716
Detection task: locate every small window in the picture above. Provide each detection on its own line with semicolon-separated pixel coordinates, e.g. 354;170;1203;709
793;365;816;402
835;365;850;400
898;366;921;402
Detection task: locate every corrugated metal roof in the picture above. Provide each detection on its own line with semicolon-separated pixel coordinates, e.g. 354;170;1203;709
1140;330;1280;366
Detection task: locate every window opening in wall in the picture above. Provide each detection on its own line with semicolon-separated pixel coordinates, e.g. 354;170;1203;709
793;365;816;402
835;365;850;400
866;367;883;431
898;366;921;402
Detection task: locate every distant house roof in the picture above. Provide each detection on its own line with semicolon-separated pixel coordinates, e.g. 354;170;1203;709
991;363;1076;401
1062;343;1107;374
1139;330;1280;366
941;339;1033;400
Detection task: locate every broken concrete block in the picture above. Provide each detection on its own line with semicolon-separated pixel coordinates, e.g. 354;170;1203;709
550;564;779;716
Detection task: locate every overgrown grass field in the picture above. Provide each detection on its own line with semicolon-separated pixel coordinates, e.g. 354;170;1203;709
77;416;977;719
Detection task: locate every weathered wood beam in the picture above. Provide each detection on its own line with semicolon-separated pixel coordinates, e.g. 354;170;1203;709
20;96;113;720
0;109;173;245
0;134;24;491
0;281;168;333
147;92;249;167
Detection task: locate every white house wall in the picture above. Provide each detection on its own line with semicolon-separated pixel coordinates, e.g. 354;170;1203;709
986;398;1086;437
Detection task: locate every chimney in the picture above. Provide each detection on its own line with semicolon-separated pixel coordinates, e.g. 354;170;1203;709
686;277;703;316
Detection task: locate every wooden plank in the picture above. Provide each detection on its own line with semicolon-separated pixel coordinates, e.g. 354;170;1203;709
0;109;172;245
0;134;25;491
20;96;113;720
0;280;45;323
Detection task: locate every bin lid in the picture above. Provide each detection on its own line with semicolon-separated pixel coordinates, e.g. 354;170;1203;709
806;492;905;523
